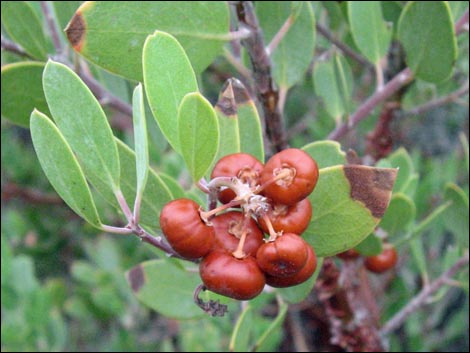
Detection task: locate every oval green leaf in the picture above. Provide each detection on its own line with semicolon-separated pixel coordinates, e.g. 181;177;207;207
257;1;316;88
143;31;199;152
66;1;230;80
355;233;382;256
1;1;48;60
1;62;49;127
380;193;416;235
385;147;414;192
348;1;392;64
132;84;149;205
302;140;347;169
43;60;120;191
232;79;265;162
229;304;253;353
178;92;219;182
305;165;397;257
126;259;203;319
398;1;457;83
30;110;101;227
443;183;469;247
313;53;353;119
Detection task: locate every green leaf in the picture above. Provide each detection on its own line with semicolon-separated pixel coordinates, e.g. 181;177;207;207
30;110;101;227
321;1;345;30
232;79;265;162
52;1;82;33
348;1;392;63
302;140;347;169
355;233;382;256
1;1;48;60
1;236;13;286
398;1;457;83
178;92;219;182
443;183;469;247
143;31;198;152
159;173;186;200
229;305;253;352
257;1;316;88
386;147;414;192
132;84;149;208
460;133;469;175
410;237;428;280
1;62;49;127
305;165;397;257
251;303;288;352
277;257;324;303
43;61;120;191
213;79;241;162
380;193;416;235
10;255;39;295
86;139;173;234
126;259;203;319
313;53;353;119
66;1;230;80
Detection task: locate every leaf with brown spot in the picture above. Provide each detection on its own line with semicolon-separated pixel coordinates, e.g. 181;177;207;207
65;10;86;52
304;164;397;257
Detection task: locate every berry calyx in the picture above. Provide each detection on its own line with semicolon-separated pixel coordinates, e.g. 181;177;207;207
199;251;266;300
211;153;264;204
211;211;264;257
258;198;312;235
260;148;319;206
159;199;215;259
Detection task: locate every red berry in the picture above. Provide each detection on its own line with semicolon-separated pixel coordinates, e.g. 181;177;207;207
266;244;317;288
364;247;398;273
256;233;308;277
211;153;264;204
337;248;361;261
200;251;266;300
258;199;312;235
211;211;264;257
260;148;319;205
159;199;214;259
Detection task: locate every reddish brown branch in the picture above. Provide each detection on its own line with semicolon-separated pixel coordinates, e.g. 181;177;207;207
235;1;287;152
2;182;63;205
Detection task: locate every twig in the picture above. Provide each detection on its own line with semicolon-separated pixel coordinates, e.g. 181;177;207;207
405;81;469;116
316;23;374;71
381;253;469;336
78;66;133;118
1;35;34;59
40;1;63;55
266;14;295;56
223;47;252;81
288;308;310;352
328;9;469;141
235;1;287;152
2;182;63;205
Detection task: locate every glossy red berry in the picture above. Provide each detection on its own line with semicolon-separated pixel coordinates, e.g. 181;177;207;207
258;198;312;235
256;233;308;277
364;247;398;273
265;244;317;288
211;211;264;257
211;153;264;204
260;148;319;205
200;251;266;300
337;248;361;261
159;199;214;259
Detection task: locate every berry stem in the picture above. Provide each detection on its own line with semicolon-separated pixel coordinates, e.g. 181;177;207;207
261;213;279;241
257;167;295;193
200;200;242;223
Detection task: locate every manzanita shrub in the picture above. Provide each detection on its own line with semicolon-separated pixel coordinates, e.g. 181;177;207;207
1;1;468;351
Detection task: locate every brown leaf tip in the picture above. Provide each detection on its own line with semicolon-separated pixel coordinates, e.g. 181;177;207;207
229;78;251;104
344;165;397;218
127;265;145;293
65;11;85;52
216;79;237;116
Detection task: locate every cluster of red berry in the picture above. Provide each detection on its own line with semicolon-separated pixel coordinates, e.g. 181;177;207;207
159;149;319;300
